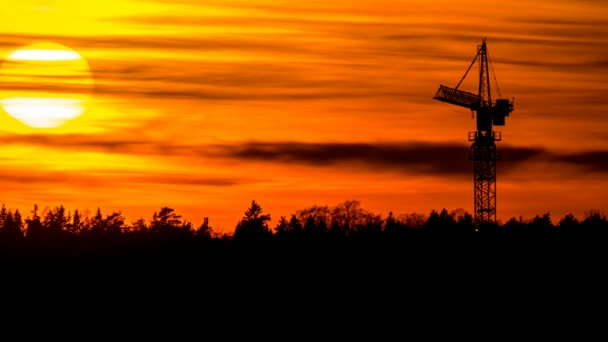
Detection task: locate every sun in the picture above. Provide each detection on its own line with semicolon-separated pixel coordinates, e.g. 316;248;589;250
0;41;94;128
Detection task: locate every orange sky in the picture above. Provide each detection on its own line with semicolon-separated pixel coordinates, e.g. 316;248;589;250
0;0;607;232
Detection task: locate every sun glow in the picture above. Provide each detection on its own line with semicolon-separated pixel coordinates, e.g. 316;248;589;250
0;42;93;128
8;48;81;61
1;97;84;129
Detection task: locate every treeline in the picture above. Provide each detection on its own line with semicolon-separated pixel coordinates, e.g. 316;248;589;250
0;200;607;258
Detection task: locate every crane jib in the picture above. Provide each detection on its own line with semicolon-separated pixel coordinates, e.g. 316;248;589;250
433;84;481;110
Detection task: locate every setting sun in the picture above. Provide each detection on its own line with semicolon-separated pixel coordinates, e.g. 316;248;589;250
0;42;93;128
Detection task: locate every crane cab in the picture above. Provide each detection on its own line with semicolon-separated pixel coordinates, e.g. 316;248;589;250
492;98;514;126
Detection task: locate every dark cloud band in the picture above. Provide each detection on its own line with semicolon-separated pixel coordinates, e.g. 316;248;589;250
2;133;603;177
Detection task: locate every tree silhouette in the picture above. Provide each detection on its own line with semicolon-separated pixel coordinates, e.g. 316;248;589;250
196;217;213;239
581;210;608;240
383;211;399;236
105;211;126;235
233;200;272;243
43;205;69;236
89;208;105;234
151;207;182;232
0;207;23;241
0;199;606;262
558;213;578;231
149;207;194;243
274;216;289;239
529;212;554;239
25;204;43;239
68;209;83;235
132;217;148;233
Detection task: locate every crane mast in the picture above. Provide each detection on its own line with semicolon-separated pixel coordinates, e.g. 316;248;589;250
433;38;514;226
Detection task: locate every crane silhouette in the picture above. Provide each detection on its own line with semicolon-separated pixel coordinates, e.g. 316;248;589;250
433;38;514;226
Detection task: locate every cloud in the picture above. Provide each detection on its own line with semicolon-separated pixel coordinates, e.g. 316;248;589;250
207;141;608;178
555;151;608;173
0;166;245;188
128;174;244;187
3;133;607;176
0;32;305;54
0;134;149;154
211;141;549;177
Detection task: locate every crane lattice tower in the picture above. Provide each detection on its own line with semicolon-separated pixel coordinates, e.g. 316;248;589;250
433;38;514;226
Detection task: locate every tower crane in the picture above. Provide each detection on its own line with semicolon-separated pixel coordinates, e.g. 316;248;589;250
433;38;514;226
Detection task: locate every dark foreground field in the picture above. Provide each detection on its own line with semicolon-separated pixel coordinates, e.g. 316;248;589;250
1;234;604;339
1;202;606;334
